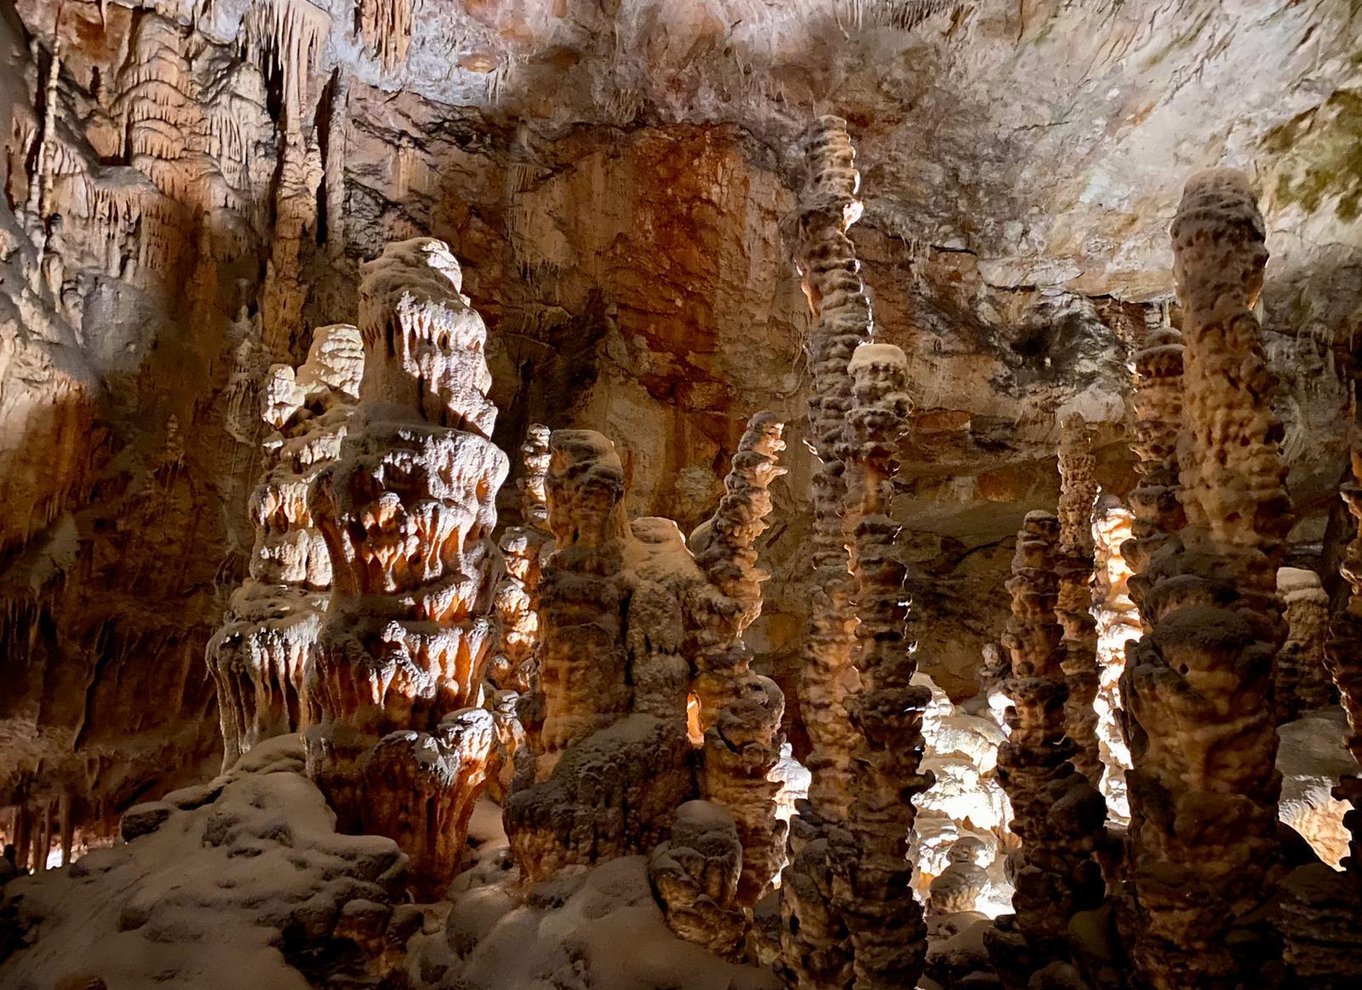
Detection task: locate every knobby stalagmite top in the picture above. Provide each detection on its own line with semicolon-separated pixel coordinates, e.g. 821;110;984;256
1122;169;1290;990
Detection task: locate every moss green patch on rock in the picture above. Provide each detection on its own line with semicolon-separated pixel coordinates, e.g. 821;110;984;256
1263;89;1362;222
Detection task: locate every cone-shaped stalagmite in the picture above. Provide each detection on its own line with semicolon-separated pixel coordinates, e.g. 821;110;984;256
305;238;508;895
1122;171;1291;989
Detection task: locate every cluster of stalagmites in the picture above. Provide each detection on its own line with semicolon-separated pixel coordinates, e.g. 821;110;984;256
987;511;1107;986
504;411;789;955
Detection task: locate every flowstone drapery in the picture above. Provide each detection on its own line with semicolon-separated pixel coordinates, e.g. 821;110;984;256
988;512;1106;982
305;238;508;895
207;324;363;769
1121;170;1291;990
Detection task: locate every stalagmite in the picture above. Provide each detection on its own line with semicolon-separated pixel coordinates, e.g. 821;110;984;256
989;512;1106;978
207;324;364;769
790;115;872;823
689;411;789;905
1122;170;1291;990
1056;413;1102;790
491;424;553;698
1090;494;1138;824
821;342;932;988
305;238;508;894
1276;567;1336;722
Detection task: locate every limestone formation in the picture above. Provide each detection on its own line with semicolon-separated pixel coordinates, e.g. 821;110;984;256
306;238;508;893
690;411;789;905
1090;494;1138;824
1056;413;1102;790
648;800;747;958
207;324;364;769
491;424;553;697
992;512;1106;970
1328;451;1362;878
1276;567;1336;722
507;418;787;907
835;342;933;989
1121;170;1291;990
790;115;873;823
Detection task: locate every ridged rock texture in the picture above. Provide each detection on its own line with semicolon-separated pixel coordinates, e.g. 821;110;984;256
4;1;1359;846
505;419;786;915
1275;567;1336;722
790;114;871;824
1329;451;1362;876
1121;170;1292;990
1090;494;1139;825
688;411;789;907
834;342;933;990
305;237;509;896
989;511;1106;983
207;323;364;770
1055;413;1102;791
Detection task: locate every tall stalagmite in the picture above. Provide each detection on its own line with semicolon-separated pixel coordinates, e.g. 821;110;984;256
836;343;932;989
790;115;873;822
689;411;790;905
207;324;364;769
305;238;508;894
1056;413;1103;790
1090;494;1138;824
1276;567;1335;721
992;512;1106;975
1122;170;1291;989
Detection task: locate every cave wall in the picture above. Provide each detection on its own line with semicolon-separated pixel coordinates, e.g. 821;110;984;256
1;0;1358;820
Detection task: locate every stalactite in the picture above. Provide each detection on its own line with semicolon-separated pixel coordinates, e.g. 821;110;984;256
356;0;416;72
790;115;871;823
306;238;508;896
207;323;363;770
1056;413;1103;791
1276;567;1336;722
1122;170;1291;990
989;512;1106;982
834;342;932;989
1090;494;1138;825
261;133;323;361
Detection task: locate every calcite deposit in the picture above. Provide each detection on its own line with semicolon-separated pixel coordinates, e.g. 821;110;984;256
305;238;508;892
1122;170;1292;990
207;323;364;769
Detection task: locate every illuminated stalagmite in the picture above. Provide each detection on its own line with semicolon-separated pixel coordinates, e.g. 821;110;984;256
1122;171;1291;989
207;324;363;769
991;512;1106;973
1276;567;1335;721
833;342;933;989
491;424;553;698
790;115;872;821
1090;495;1138;823
306;238;508;893
1056;413;1102;789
